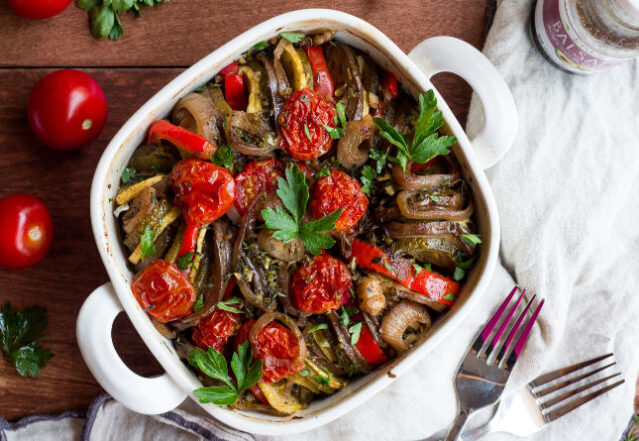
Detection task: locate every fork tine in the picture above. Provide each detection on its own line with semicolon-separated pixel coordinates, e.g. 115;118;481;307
543;379;625;423
471;286;519;353
538;372;622;409
489;289;526;351
501;298;544;369
530;353;614;388
534;362;617;397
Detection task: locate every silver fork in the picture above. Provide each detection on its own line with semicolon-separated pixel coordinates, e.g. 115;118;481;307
455;353;625;440
443;286;544;441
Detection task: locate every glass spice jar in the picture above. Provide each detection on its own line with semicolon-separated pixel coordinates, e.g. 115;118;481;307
531;0;639;73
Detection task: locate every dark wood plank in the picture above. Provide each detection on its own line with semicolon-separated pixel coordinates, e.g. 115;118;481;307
0;0;490;67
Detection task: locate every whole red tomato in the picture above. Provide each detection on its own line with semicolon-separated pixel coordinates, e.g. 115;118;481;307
290;254;352;314
192;308;242;353
278;88;337;161
6;0;72;19
131;260;197;323
236;319;303;383
309;169;368;232
0;194;53;270
28;69;107;150
234;159;284;214
170;158;235;226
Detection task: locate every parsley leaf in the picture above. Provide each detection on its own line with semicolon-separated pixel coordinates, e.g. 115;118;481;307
413;262;423;274
322;102;347;139
373;90;456;171
303;124;312;141
262;164;340;255
140;225;156;261
0;303;53;377
217;297;243;314
453;266;466;282
252;41;268;51
443;293;456;301
360;165;377;195
316;164;331;178
348;322;363;345
430;194;441;203
192;294;204;313
280;32;305;44
369;148;388;173
461;233;482;248
299;209;342;255
121;167;136;184
80;0;168;41
210;144;234;170
189;342;262;405
177;251;196;270
308;323;328;333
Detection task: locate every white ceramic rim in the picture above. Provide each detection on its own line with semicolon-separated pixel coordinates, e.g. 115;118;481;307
87;8;504;436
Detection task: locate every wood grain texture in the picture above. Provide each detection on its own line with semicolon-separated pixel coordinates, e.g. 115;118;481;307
0;0;489;421
0;0;490;67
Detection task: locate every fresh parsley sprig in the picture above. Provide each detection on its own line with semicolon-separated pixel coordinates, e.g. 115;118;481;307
189;342;262;405
373;90;457;171
323;102;347;140
77;0;168;41
261;164;342;255
210;144;235;171
280;32;305;44
359;148;389;194
0;303;53;377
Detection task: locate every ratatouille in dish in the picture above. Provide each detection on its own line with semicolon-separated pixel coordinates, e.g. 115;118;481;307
113;29;481;415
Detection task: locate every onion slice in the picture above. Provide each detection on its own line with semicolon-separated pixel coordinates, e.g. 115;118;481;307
380;300;431;352
396;190;474;221
172;92;224;146
225;111;277;158
337;115;376;169
392;159;460;191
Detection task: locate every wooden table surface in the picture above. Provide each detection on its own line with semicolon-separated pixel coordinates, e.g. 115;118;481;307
0;0;494;420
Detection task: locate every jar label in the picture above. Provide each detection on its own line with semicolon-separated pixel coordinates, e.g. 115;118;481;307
533;0;624;73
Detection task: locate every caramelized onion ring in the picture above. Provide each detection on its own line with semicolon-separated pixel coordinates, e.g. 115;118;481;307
172;92;223;145
380;300;431;352
225;111;277;158
396;190;474;221
385;220;474;255
337;115;376;169
392;160;460;191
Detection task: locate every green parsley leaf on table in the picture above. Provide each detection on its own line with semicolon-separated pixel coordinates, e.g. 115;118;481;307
279;32;305;45
77;0;168;41
373;90;456;171
189;342;262;405
0;302;53;377
262;164;341;255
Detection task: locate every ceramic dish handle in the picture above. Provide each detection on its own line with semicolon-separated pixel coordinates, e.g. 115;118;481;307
76;282;187;414
408;36;518;169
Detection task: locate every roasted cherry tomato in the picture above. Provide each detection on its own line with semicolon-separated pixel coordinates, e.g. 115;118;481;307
170;158;235;255
28;69;107;150
192;308;242;353
352;314;388;365
236;319;304;383
350;239;459;306
278;88;337;161
303;46;334;98
309;169;368;232
6;0;72;19
131;260;197;323
234;159;284;214
290;254;352;314
0;194;53;270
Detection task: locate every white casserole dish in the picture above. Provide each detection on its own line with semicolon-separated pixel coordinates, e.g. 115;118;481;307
76;9;517;436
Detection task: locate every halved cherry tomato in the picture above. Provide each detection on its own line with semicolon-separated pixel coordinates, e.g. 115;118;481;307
28;69;107;150
350;239;459;306
380;70;398;101
303;46;334;98
278;88;337;161
131;260;197;323
352;314;388;365
6;0;72;19
0;194;53;270
236;319;303;383
147;120;215;160
309;169;368;232
170;158;235;256
224;74;247;111
234;159;284;215
192;308;242;353
290;254;352;314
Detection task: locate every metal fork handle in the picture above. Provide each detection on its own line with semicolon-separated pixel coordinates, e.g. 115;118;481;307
445;408;471;441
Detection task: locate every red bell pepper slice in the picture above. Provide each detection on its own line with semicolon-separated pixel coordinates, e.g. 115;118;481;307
224;74;247;111
350;239;459;306
303;45;334;98
147;120;215;160
218;61;239;79
352;314;388;365
380;70;398;101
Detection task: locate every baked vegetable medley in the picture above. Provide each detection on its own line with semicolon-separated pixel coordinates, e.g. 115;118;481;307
114;29;481;415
